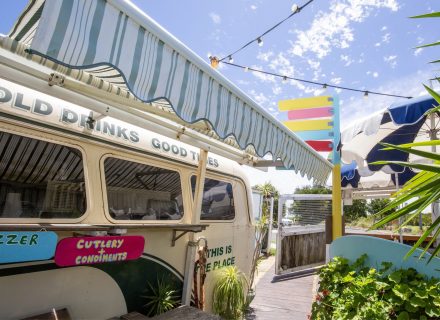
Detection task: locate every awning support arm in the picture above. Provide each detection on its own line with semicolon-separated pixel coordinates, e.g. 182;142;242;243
181;149;208;306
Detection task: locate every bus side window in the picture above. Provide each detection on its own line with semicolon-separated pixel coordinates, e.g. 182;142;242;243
103;157;184;221
0;131;86;220
190;176;235;220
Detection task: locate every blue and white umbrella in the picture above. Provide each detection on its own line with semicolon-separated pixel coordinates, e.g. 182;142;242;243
341;162;416;189
341;96;438;188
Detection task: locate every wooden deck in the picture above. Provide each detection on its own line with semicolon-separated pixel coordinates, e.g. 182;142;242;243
246;257;316;320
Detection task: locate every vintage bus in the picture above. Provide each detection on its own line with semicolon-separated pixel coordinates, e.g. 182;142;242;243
0;76;256;319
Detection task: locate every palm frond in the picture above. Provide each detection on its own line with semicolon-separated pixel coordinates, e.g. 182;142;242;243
410;12;440;19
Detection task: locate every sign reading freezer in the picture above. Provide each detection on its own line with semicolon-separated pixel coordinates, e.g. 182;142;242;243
54;235;145;267
0;231;58;263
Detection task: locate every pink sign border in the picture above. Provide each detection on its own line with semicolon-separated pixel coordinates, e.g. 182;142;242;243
54;235;145;267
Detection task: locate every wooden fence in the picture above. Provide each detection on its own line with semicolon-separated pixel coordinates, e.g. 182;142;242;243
276;227;326;275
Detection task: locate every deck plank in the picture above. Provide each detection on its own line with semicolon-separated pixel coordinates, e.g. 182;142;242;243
246;257;316;320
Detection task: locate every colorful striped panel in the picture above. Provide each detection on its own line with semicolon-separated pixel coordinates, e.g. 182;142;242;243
288;107;333;120
279;96;333;111
294;130;333;140
283;119;333;131
306;140;333;152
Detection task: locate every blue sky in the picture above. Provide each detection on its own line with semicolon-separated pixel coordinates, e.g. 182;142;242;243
1;0;439;192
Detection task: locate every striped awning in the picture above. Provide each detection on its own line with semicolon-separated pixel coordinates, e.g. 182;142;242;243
7;0;332;184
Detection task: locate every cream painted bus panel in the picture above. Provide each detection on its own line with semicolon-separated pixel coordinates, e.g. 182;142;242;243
139;229;188;275
0;266;126;320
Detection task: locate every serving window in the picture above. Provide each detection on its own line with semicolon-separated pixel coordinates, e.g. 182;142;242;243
0;131;86;219
103;157;184;221
191;176;235;220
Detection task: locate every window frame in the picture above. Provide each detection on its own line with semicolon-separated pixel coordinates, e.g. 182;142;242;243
190;173;237;223
100;153;186;224
0;126;90;224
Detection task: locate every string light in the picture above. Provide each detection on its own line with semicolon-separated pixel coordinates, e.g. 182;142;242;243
291;4;299;13
222;61;412;99
209;56;219;69
228;55;234;63
282;76;288;83
217;0;314;62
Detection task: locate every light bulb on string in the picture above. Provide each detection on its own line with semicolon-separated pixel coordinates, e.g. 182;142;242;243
282;76;288;84
228;55;234;63
291;4;299;13
257;37;263;47
220;60;411;99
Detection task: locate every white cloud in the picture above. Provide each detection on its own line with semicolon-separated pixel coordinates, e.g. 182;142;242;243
256;51;274;62
374;42;381;47
340;54;354;66
373;72;379;78
381;26;388;31
272;86;282;95
209;12;221;24
414;48;423;56
250;66;276;83
250;5;257;10
307;59;321;71
268;53;297;77
248;89;269;105
289;0;399;59
236;79;250;86
382;33;391;43
331;77;342;85
384;55;397;68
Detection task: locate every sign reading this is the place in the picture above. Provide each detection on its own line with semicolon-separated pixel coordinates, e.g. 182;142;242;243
54;235;145;267
0;231;58;264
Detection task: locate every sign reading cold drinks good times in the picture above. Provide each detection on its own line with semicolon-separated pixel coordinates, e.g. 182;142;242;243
0;231;58;264
54;235;145;267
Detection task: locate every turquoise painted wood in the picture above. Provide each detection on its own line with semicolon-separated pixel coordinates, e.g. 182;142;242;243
0;231;58;263
330;235;440;279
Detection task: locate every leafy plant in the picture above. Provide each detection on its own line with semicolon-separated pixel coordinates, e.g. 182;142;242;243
212;266;247;319
368;17;440;258
255;182;279;221
248;214;268;291
142;277;180;316
311;255;440;319
369;83;440;260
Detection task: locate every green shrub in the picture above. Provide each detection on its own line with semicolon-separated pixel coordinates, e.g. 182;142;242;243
142;277;180;316
311;254;440;319
212;266;247;319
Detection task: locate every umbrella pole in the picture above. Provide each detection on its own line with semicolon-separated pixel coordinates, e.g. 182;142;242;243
332;97;343;240
395;173;403;243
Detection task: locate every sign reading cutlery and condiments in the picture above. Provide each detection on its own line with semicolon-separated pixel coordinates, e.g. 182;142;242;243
0;231;58;264
54;235;145;267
